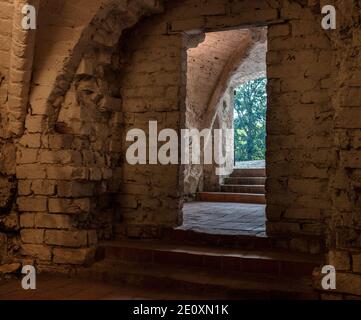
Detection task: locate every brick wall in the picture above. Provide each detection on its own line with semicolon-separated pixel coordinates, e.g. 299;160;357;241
8;0;163;267
316;0;361;299
1;0;361;298
266;2;333;253
116;16;184;238
0;0;15;264
149;0;333;252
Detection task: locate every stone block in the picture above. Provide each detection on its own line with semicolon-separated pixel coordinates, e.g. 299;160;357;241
35;213;73;229
20;213;35;228
20;229;44;244
89;167;102;181
48;198;91;214
17;196;47;212
39;150;82;165
46;166;89;180
289;238;309;253
48;134;74;149
25;115;46;133
53;247;96;265
31;180;56;195
266;221;301;234
0;263;21;274
18;180;32;196
21;244;52;261
45;230;88;247
16;164;46;179
335;273;361;296
268;24;290;37
329;250;351;271
57;181;94;197
284;207;322;220
16;148;38;164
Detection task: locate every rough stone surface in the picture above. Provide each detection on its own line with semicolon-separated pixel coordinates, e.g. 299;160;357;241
0;263;21;274
0;0;360;299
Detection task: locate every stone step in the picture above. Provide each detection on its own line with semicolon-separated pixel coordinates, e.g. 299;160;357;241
87;239;322;299
221;184;265;194
163;228;326;255
231;168;266;177
164;228;274;250
81;257;319;300
224;177;266;185
96;240;322;278
197;192;266;204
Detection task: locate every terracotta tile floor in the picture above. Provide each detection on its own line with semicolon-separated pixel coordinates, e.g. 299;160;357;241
0;275;210;300
180;202;266;236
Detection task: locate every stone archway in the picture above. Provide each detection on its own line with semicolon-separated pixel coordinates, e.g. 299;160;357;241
0;0;333;273
14;0;164;268
183;27;268;200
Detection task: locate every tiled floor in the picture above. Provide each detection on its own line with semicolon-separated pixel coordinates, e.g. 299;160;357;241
0;275;210;300
180;202;266;236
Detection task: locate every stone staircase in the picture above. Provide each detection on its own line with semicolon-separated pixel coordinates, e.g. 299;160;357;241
198;168;266;204
78;230;323;299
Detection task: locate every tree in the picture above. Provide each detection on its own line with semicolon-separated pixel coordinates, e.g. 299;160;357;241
234;77;267;162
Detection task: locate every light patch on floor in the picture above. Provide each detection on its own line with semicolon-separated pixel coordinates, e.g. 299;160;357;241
180;202;266;236
234;160;265;168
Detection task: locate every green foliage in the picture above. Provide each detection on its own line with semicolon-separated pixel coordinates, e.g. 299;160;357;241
234;77;267;162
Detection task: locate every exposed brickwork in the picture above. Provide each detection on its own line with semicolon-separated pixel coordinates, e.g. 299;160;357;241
7;0;39;137
0;0;360;299
319;0;361;299
0;0;164;267
265;2;333;249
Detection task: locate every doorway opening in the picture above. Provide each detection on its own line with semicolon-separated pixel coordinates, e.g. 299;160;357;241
234;77;267;170
180;27;268;237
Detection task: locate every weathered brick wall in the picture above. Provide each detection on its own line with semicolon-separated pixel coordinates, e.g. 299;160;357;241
115;16;184;238
8;0;163;268
2;0;361;298
113;0;334;251
316;0;361;299
265;2;334;253
2;0;334;264
0;0;15;264
139;0;331;252
0;0;13;86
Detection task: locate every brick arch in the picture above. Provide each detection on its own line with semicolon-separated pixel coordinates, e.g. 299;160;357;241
28;0;163;133
8;0;335;275
7;0;39;137
186;30;252;131
184;29;255;197
15;0;164;267
202;29;267;132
